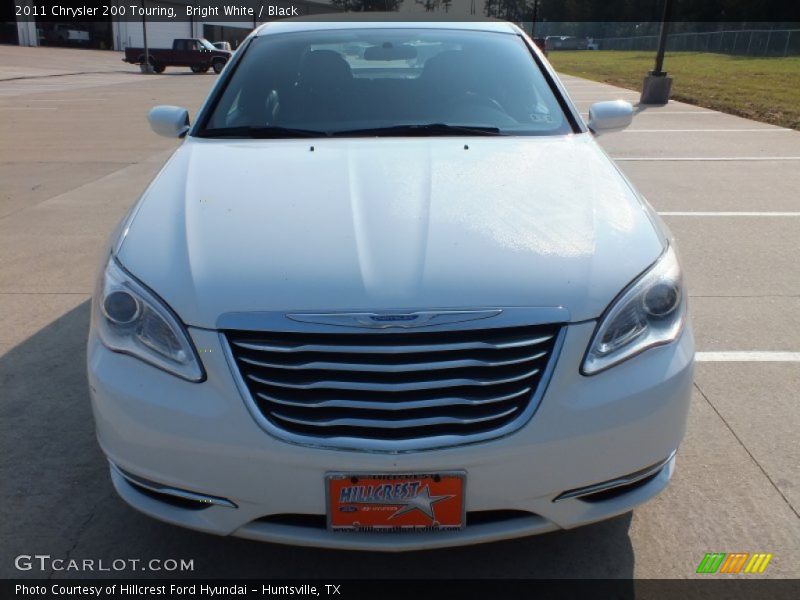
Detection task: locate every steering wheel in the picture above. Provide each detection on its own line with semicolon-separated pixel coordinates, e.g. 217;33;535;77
443;91;517;126
459;91;509;115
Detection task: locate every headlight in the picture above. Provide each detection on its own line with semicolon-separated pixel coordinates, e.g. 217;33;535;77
582;245;686;375
92;257;205;382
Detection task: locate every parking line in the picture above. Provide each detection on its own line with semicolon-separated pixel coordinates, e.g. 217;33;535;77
636;111;720;114
624;129;791;133
660;212;800;217
26;98;109;102
580;111;720;116
570;95;639;99
615;157;800;161
573;99;632;103
695;352;800;362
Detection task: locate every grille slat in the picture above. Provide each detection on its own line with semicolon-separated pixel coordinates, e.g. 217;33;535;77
257;386;532;411
270;406;520;429
226;322;560;444
239;350;547;372
231;333;554;355
247;367;541;392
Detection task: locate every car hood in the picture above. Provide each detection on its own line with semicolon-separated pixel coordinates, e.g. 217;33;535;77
117;135;664;328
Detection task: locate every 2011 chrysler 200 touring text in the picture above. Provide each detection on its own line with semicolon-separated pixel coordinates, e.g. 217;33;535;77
88;19;694;550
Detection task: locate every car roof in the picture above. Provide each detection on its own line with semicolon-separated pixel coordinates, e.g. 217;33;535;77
254;15;519;37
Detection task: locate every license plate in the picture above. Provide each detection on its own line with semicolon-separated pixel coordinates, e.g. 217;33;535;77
326;472;465;532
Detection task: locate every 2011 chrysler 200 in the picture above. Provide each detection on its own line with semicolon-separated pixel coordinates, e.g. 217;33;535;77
88;19;694;550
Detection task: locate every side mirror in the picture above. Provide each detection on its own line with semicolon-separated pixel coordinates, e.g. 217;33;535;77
587;100;633;134
148;105;190;138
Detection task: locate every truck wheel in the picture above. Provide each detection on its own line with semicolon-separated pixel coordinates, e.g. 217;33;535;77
212;59;226;74
153;64;165;74
191;66;209;74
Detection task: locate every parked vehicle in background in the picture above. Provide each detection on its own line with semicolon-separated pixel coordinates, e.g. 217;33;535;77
123;38;231;74
545;35;589;50
212;41;233;52
49;24;90;45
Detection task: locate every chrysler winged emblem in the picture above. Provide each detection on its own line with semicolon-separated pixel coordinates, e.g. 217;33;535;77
286;309;502;329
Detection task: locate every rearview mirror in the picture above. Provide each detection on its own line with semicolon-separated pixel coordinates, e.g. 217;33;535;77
148;105;190;138
587;100;633;133
364;43;417;61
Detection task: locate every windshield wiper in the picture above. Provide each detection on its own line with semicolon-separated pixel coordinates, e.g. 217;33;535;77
197;123;503;139
197;126;328;139
332;123;503;137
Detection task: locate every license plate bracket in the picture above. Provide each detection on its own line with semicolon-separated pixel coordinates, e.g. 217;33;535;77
326;472;465;532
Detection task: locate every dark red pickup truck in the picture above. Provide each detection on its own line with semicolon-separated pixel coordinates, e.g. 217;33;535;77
123;38;232;74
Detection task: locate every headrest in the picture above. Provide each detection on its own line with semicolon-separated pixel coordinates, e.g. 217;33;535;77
298;50;352;91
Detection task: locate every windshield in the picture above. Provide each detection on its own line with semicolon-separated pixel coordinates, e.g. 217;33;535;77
198;28;573;138
200;39;216;51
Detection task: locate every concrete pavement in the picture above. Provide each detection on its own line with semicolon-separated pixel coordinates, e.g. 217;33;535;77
0;45;128;80
0;47;798;579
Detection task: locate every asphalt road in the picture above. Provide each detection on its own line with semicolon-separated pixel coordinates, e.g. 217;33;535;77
1;47;798;579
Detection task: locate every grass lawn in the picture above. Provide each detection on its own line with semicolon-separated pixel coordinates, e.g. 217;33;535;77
548;51;800;130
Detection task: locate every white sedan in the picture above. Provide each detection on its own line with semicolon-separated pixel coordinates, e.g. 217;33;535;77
88;18;693;550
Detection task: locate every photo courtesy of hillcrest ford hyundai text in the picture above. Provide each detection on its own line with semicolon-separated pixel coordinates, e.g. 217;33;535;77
87;18;693;551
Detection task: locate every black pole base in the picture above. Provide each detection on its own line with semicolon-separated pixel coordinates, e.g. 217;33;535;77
640;73;673;105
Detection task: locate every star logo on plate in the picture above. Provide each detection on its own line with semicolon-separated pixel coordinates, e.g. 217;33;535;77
389;485;454;520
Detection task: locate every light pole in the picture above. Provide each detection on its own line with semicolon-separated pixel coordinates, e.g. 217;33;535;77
140;0;154;74
531;0;540;38
640;0;674;104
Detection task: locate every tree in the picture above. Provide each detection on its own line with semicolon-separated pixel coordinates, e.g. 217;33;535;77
484;0;536;21
330;0;404;11
415;0;453;12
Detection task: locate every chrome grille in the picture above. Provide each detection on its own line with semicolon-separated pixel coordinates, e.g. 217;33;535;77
225;323;561;448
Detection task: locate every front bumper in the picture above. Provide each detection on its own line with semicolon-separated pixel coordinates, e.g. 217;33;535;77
88;320;694;550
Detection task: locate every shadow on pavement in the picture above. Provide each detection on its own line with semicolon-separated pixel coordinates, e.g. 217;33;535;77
0;301;635;580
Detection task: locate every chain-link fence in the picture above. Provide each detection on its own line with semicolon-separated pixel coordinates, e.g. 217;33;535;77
595;29;800;57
